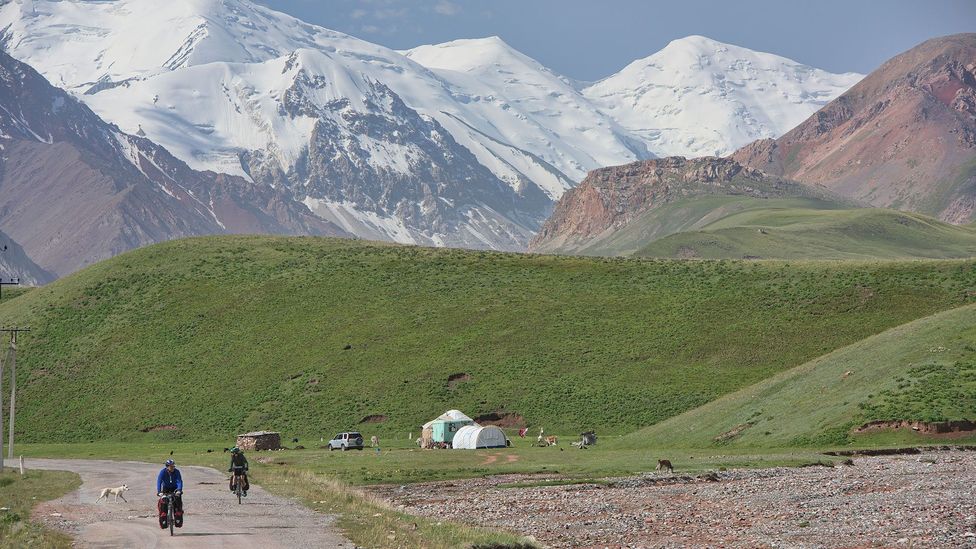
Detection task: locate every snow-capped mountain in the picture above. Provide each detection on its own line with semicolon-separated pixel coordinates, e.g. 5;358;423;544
0;0;862;250
583;35;863;158
0;48;344;277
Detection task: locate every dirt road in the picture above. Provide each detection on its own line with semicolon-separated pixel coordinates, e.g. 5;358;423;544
27;458;351;548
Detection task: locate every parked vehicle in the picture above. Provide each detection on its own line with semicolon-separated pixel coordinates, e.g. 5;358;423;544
328;432;365;451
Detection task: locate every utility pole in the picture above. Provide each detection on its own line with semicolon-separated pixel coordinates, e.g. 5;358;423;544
0;328;29;465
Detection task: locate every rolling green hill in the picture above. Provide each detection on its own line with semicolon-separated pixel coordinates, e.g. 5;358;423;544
636;207;976;260
1;236;974;442
619;303;976;449
569;196;849;257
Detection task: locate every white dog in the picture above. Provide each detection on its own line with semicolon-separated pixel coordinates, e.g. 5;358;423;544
95;484;129;503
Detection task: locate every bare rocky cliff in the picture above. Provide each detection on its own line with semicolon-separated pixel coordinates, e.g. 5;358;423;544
732;33;976;223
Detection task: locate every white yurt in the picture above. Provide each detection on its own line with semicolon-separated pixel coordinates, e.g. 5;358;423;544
451;425;508;449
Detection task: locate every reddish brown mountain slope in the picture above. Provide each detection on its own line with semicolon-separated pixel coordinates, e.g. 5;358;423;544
529;156;832;253
0;51;347;277
732;33;976;223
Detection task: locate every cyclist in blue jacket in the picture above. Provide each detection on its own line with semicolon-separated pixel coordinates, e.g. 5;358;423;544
156;459;184;528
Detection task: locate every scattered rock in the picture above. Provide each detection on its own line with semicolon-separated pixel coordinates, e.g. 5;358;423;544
372;451;976;548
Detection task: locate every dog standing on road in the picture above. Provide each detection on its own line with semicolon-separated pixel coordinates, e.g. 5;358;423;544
95;484;129;503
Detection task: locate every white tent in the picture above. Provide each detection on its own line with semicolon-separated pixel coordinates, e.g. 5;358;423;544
422;409;474;430
452;425;508;449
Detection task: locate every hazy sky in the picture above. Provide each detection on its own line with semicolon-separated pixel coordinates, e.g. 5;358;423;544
255;0;975;81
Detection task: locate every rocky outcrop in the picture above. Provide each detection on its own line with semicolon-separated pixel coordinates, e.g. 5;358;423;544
732;33;976;223
529;156;828;252
0;51;346;277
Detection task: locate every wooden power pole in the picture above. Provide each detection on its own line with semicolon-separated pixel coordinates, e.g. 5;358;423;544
0;327;29;468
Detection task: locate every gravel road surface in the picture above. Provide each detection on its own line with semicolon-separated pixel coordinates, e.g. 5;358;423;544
27;458;351;548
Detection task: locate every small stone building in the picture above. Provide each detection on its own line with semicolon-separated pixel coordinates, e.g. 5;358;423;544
236;431;281;451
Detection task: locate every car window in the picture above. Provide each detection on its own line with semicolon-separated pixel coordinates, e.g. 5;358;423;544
349;432;362;438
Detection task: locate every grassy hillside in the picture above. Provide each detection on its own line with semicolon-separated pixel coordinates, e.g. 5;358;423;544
569;196;848;256
1;236;974;441
636;208;976;260
619;303;976;449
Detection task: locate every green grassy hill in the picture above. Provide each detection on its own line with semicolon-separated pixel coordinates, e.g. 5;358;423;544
635;208;976;260
619;303;976;449
569;196;849;256
1;236;975;442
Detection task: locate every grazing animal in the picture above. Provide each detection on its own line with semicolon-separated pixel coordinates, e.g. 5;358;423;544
657;459;674;474
95;484;129;503
544;435;558;447
370;435;379;447
292;438;299;443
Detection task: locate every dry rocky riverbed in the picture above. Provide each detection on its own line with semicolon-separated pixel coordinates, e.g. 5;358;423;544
372;451;976;548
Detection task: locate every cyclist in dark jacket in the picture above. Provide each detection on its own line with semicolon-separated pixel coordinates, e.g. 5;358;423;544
156;459;184;528
228;447;250;496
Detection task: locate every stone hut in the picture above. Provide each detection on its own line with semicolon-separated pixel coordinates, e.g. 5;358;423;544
236;431;281;451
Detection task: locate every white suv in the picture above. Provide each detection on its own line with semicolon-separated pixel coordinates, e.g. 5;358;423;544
328;432;365;451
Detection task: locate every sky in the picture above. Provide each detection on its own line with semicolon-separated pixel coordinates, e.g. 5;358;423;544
256;0;976;81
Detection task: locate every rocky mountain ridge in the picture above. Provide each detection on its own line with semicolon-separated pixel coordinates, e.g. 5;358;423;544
732;33;976;223
529;156;835;252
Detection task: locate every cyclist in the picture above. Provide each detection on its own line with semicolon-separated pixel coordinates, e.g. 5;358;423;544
228;447;250;496
156;459;184;529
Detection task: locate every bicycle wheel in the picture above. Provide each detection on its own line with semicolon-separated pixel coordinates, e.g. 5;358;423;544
168;503;174;536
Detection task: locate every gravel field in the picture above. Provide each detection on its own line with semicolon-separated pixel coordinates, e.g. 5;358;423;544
372;451;976;548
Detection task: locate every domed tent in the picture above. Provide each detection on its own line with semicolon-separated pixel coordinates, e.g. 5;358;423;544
452;425;508;449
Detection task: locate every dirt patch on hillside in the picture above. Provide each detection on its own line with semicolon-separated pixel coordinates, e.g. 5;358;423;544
474;411;525;428
359;414;388;424
139;424;177;432
676;246;700;259
854;419;976;437
447;373;471;389
713;422;752;442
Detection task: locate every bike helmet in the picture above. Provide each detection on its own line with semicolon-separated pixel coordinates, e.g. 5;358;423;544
231;447;240;453
164;459;175;466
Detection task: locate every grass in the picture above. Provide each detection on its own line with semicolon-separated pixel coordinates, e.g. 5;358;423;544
0;236;975;442
0;468;80;549
570;196;847;256
258;468;536;549
619;303;976;449
17;439;834;487
636;207;976;260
